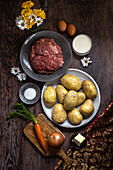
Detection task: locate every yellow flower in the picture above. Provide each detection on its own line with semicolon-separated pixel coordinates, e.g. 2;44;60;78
26;19;35;29
39;10;46;19
33;9;41;16
21;9;32;19
22;1;34;9
33;9;46;19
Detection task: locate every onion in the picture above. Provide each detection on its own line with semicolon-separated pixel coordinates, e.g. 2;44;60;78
48;132;65;148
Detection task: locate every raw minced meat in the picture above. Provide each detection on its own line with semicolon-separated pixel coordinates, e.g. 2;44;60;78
29;38;64;74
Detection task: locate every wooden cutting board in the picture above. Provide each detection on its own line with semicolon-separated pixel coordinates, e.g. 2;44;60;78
24;113;73;166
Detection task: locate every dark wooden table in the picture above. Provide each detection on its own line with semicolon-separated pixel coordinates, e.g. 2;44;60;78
1;0;113;170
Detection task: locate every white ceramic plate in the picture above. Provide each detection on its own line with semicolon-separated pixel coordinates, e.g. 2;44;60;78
41;68;101;128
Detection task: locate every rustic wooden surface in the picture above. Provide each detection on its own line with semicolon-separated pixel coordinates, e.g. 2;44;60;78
24;114;73;166
23;113;66;156
0;0;113;170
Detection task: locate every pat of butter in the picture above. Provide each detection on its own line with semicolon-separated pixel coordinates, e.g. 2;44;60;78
72;133;85;146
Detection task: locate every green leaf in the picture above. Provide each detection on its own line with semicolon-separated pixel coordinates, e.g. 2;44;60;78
8;103;37;123
8;112;18;119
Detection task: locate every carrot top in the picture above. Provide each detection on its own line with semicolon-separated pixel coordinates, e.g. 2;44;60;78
8;103;47;152
8;103;38;124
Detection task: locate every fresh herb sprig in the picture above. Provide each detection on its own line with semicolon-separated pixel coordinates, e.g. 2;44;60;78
8;103;47;152
8;103;37;124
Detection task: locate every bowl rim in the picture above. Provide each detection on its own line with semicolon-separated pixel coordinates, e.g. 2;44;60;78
72;34;92;56
19;82;41;105
20;30;72;82
41;68;101;128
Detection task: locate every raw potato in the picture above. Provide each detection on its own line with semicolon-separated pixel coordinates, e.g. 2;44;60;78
44;86;56;107
52;103;67;123
68;108;83;125
80;99;94;116
82;80;97;100
60;74;82;91
76;92;86;107
63;90;78;110
56;85;68;103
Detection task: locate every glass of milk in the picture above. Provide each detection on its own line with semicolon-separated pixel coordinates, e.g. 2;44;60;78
72;34;92;56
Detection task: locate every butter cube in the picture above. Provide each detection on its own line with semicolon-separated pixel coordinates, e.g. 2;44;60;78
72;133;85;146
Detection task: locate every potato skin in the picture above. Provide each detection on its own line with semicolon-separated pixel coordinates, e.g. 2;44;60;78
76;92;86;107
82;80;97;100
44;86;56;107
56;85;68;104
60;74;82;91
63;90;78;110
80;99;94;116
52;103;67;123
68;108;83;125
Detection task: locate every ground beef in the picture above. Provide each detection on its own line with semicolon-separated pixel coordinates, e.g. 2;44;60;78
29;38;64;74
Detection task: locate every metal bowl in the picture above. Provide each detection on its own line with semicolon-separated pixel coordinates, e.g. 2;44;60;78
19;83;40;105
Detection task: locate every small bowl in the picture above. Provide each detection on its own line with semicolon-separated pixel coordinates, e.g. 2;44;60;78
19;83;40;105
72;34;92;56
71;133;87;150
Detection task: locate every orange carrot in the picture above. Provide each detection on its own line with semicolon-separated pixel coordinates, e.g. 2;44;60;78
34;123;47;152
8;103;47;152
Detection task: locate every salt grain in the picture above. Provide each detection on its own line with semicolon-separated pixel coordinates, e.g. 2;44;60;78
24;88;36;100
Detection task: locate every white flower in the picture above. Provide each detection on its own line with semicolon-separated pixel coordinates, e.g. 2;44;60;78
11;66;21;75
28;13;37;22
81;57;92;67
35;17;43;27
15;15;23;25
17;73;26;81
16;17;27;30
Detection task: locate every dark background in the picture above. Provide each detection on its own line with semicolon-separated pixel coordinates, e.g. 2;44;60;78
0;0;113;170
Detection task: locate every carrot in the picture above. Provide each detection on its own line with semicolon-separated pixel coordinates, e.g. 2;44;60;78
35;123;47;152
8;103;47;152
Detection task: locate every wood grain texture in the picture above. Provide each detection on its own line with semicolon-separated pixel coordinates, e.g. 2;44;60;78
0;0;113;170
24;114;65;156
24;114;73;166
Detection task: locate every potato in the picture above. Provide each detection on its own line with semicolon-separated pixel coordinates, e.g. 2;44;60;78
76;92;86;107
82;80;97;100
80;99;94;116
60;74;82;91
56;85;68;104
68;108;83;125
63;90;78;110
44;86;56;107
52;103;67;123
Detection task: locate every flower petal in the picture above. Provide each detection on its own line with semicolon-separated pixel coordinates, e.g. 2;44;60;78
11;67;21;75
81;57;92;67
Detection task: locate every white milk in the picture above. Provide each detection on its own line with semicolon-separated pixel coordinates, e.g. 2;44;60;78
72;34;92;55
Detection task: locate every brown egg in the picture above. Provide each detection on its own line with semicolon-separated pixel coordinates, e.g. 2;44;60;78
58;20;67;32
67;24;76;36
